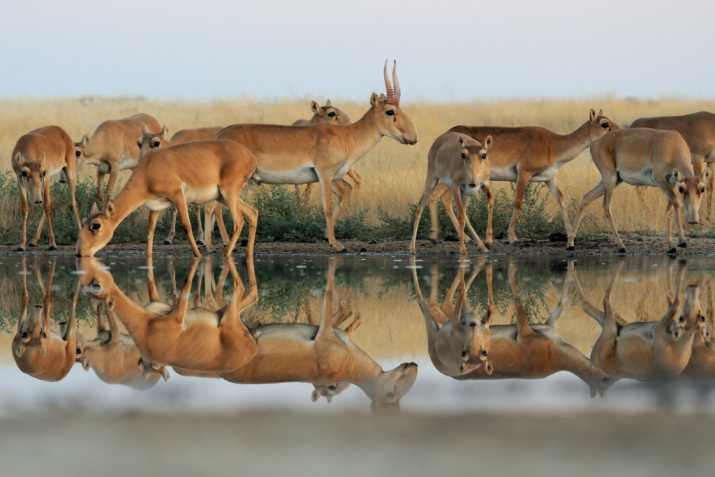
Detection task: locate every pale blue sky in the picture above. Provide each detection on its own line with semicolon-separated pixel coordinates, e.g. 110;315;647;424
1;0;713;102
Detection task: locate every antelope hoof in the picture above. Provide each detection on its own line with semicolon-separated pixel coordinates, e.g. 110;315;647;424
668;247;677;255
566;245;575;251
241;239;248;247
196;239;205;246
28;242;37;248
618;247;626;254
15;246;25;252
484;242;492;250
429;238;439;244
163;239;172;245
678;242;687;248
48;245;57;251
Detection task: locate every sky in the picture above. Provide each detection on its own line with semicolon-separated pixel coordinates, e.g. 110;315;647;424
1;0;714;103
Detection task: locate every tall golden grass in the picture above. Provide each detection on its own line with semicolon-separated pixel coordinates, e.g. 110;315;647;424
2;96;715;234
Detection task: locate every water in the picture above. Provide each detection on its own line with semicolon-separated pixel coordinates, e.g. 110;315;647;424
2;254;715;417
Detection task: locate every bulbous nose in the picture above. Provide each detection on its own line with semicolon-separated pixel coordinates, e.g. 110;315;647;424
469;183;477;188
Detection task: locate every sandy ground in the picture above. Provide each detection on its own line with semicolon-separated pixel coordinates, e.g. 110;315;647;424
1;412;714;476
2;234;715;257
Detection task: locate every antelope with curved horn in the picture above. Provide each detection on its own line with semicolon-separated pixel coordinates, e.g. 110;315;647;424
220;259;418;412
12;258;78;382
412;258;494;377
75;140;258;258
572;259;705;380
214;61;417;252
448;109;619;245
75;113;162;201
79;257;259;375
629;111;715;218
410;132;492;255
567;128;709;253
12;125;82;251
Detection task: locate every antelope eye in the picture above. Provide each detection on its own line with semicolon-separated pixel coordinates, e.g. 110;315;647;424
701;315;706;322
75;150;81;157
22;332;28;338
385;109;395;116
679;186;684;193
481;350;488;357
328;385;337;391
91;222;101;231
137;140;143;147
679;316;685;323
481;153;487;159
21;171;28;177
327;111;336;118
461;152;466;159
43;332;47;338
151;139;161;148
386;392;396;399
42;171;47;177
601;122;609;128
701;187;706;193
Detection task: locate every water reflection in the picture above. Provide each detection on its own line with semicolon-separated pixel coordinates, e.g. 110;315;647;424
2;254;715;414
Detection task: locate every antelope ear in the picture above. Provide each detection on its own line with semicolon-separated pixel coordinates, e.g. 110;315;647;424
90;202;99;215
106;297;115;310
311;101;320;115
325;99;332;107
161;367;170;382
311;389;322;402
105;202;115;218
141;125;148;135
81;134;90;146
39;152;46;166
370;92;380;107
590;109;597;122
14;152;25;168
484;135;493;151
484;360;494;375
160;125;169;139
457;135;467;148
82;358;90;371
666;169;681;188
14;343;24;358
701;169;711;182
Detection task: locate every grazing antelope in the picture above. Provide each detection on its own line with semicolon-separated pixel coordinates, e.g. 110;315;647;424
12;125;82;251
75;298;168;389
214;61;418;252
410;132;492;255
220;259;418;412
75;140;258;258
412;258;493;377
136;125;227;246
454;261;611;397
573;260;705;380
12;258;78;382
630;111;715;216
449;109;619;245
76;113;161;201
292;99;361;203
80;257;259;375
567;128;709;253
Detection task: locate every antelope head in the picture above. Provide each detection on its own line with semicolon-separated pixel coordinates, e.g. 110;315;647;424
365;362;418;413
670;284;706;340
137;125;170;161
74;134;91;170
76;202;117;257
452;307;493;375
14;152;48;204
14;304;48;358
309;99;352;125
587;109;620;142
458;134;492;197
669;169;709;225
588;367;614;398
369;60;418;145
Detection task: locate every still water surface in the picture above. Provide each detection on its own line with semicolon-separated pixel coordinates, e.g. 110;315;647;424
2;254;714;416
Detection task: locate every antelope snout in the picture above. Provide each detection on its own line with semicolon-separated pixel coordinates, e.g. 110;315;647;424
469;183;477;188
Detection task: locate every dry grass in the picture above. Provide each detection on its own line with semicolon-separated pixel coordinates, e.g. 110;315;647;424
3;96;715;235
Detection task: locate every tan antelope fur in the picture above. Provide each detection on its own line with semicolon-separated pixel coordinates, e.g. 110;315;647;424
80;257;259;375
137;125;227;247
75;298;168;389
220;259;418;411
573;260;705;380
75;140;259;258
411;258;494;377
449;109;619;244
12;125;82;251
12;258;78;382
214;61;418;252
410;132;492;255
76;113;162;201
682;279;715;378
292;99;361;204
567;128;709;253
630;111;715;216
453;261;612;398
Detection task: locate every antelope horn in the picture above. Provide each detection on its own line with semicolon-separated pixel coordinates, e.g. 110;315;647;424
393;60;401;105
384;60;395;104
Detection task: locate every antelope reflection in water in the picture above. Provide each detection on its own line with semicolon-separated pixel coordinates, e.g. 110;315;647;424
12;257;78;382
79;256;258;377
572;260;706;381
220;258;419;412
413;258;612;397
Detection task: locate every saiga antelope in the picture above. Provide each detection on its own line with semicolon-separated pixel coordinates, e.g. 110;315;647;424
452;260;611;397
410;132;492;255
681;280;715;379
449;109;619;245
80;257;259;375
75;113;162;201
12;258;78;382
75;140;259;258
214;61;418;252
220;259;418;411
567;128;709;253
572;260;705;380
12;125;82;251
411;258;494;377
630;111;715;217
